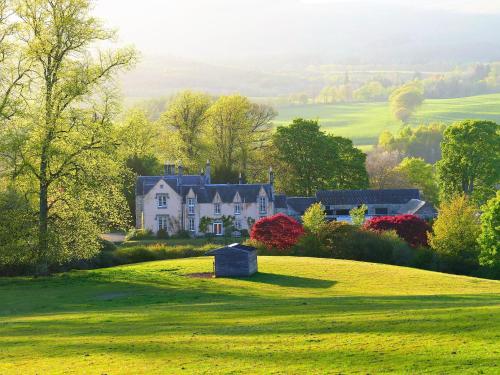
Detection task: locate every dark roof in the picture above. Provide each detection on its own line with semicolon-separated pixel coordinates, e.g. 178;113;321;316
274;194;288;209
316;189;420;206
413;201;437;216
287;197;317;214
136;175;274;203
206;243;257;255
136;176;178;196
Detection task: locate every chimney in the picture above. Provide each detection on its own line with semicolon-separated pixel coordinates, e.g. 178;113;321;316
164;163;175;176
239;172;243;185
178;163;183;184
205;160;211;184
269;166;274;186
200;169;205;187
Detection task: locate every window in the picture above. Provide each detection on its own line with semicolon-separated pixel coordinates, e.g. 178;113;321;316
158;215;169;231
158;194;168;208
213;222;223;236
214;203;221;215
259;196;267;214
188;198;196;214
375;207;388;216
188;217;195;232
234;203;241;215
235;220;242;230
335;209;350;216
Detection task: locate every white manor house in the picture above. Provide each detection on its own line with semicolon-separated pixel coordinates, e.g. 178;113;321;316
135;162;278;236
136;162;436;237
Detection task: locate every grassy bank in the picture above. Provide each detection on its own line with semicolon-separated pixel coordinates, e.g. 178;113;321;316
1;256;499;374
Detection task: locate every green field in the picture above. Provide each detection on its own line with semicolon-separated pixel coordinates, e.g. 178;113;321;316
1;257;499;374
275;93;500;148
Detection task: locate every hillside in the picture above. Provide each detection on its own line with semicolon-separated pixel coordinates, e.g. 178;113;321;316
1;257;499;374
275;93;500;149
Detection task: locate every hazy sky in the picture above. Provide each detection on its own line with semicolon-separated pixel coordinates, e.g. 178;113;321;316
94;0;500;64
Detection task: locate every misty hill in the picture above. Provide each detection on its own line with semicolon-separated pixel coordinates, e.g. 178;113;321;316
119;2;500;99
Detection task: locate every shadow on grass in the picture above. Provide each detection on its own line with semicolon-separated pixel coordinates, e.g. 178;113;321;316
239;272;336;289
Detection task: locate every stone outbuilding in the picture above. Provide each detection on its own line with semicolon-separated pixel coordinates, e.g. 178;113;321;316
206;243;258;277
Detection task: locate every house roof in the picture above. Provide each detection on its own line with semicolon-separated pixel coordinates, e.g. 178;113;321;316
316;189;420;206
412;201;437;217
287;197;317;214
136;175;274;203
274;194;288;209
136;176;178;196
206;243;257;255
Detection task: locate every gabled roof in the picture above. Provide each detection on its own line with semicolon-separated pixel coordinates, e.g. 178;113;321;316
137;175;274;203
136;176;178;196
398;199;427;215
316;189;420;205
274;194;288;209
206;243;257;255
287;197;317;214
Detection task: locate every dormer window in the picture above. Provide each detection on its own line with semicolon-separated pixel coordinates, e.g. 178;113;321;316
259;196;267;214
234;203;241;215
158;194;168;208
187;198;196;215
214;203;221;215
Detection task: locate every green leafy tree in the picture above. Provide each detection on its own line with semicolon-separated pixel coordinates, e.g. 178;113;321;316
160;91;212;171
331;136;369;189
0;186;37;270
207;95;275;182
437;120;500;204
353;81;388;102
117;108;162;221
272;118;368;196
302;203;327;235
395;157;439;204
350;204;368;226
429;195;481;273
0;0;136;275
0;0;29;122
118;108;161;160
378;124;445;164
478;192;500;268
389;83;424;123
406;123;445;164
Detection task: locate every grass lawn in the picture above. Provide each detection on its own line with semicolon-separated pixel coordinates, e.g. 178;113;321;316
1;256;499;374
275;93;500;148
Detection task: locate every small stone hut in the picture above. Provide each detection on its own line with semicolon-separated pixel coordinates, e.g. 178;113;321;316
206;243;258;277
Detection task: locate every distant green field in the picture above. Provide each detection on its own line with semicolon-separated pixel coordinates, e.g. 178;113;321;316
275;93;500;148
1;257;499;374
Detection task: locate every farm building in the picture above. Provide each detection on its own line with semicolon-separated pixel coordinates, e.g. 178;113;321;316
206;243;258;277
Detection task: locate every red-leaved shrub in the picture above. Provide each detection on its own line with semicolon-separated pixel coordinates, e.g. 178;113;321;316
250;213;304;250
363;214;431;248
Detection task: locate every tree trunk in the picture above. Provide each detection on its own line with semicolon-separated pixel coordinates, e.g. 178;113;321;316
36;149;49;276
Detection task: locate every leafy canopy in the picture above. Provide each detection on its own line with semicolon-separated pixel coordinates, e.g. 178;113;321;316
437;120;500;204
429;195;481;272
272;118;368;196
478;192;500;268
302;203;327;235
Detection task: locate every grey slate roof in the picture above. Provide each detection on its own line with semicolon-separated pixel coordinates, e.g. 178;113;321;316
274;194;288;209
287;197;317;214
206;243;257;255
316;189;420;205
136;176;178;196
136;175;274;204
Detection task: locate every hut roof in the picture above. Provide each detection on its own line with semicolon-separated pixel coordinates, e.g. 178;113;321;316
206;243;257;255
